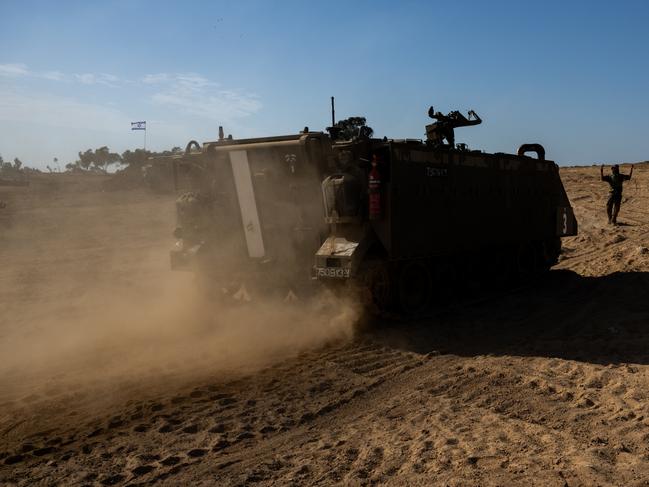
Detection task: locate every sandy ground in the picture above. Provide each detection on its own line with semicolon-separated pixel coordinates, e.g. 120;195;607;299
1;164;649;486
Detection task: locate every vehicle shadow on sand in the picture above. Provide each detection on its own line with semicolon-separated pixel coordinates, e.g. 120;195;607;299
372;269;649;365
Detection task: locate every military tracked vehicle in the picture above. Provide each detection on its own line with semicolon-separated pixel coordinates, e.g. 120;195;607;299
163;105;577;313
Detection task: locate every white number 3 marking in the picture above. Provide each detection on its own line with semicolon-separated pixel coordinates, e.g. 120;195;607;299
562;210;568;234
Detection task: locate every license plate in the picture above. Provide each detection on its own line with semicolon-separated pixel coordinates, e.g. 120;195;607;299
316;267;351;279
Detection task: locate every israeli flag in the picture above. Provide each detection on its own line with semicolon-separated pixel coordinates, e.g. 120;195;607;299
131;121;146;131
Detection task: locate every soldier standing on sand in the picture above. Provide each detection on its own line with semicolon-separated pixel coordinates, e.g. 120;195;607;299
601;163;634;225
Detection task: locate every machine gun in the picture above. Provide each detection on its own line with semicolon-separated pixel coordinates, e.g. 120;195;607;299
425;107;482;148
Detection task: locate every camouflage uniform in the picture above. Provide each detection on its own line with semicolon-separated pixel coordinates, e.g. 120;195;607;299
602;169;631;224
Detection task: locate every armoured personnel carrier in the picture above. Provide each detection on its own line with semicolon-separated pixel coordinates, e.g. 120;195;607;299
164;106;577;313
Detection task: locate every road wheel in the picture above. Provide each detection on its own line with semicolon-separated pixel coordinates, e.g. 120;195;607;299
541;237;561;268
516;242;537;281
432;260;457;304
398;261;432;316
479;249;509;289
368;263;393;312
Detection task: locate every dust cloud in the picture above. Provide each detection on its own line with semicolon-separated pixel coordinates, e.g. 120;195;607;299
0;179;360;408
0;279;359;403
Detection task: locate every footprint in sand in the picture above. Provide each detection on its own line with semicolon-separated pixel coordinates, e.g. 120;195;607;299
236;431;255;442
4;454;25;465
355;447;384;479
132;464;156;476
181;424;201;434
20;443;34;453
158;424;176;433
32;446;56;456
187;448;207;458
345;447;359;463
160;455;181;466
107;416;124;429
578;397;596;408
293;464;310;477
259;425;276;435
100;474;124;485
212;439;230;452
209;422;228;434
137;453;161;462
87;428;104;438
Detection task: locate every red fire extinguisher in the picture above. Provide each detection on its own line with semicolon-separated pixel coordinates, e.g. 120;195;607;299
369;155;381;220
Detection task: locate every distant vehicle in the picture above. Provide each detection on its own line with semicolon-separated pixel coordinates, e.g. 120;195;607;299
157;104;577;314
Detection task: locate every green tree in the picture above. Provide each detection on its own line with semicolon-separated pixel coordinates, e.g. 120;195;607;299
13;158;22;170
77;149;94;170
93;146;121;172
331;116;373;140
120;148;152;168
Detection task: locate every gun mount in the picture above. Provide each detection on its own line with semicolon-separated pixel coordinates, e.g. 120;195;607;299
425;107;482;148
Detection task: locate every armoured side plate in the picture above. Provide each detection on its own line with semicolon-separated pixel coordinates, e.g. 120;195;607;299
229;150;266;258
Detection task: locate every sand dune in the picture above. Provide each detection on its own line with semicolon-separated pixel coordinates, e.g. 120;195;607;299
1;165;649;486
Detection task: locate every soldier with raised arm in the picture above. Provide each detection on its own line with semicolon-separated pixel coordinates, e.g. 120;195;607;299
601;163;634;225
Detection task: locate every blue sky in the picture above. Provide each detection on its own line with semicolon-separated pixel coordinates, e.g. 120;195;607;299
1;0;648;168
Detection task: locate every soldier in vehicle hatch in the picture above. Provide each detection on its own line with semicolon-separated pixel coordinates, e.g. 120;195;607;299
601;163;634;225
426;107;482;148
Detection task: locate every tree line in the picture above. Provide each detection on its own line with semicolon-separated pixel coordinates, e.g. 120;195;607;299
66;146;183;172
0;155;23;172
0;146;184;175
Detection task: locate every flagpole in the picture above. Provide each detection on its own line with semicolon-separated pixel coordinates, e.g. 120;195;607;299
131;121;147;150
